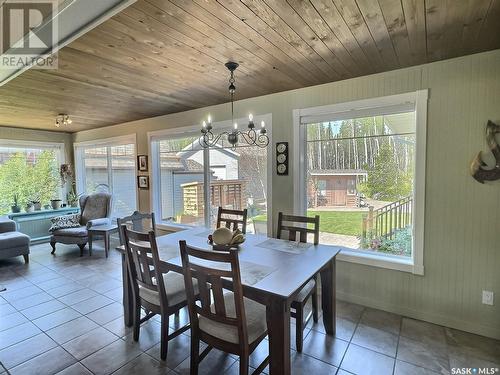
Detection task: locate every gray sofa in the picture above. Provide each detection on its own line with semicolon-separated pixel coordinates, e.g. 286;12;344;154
50;193;112;256
0;217;30;263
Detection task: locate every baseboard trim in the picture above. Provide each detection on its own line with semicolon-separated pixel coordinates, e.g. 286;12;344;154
337;291;500;340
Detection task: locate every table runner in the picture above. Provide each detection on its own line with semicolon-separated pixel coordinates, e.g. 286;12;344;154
256;238;312;254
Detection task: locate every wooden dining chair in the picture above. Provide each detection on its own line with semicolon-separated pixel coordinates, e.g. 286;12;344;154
179;240;269;375
123;226;196;361
216;207;248;234
276;212;320;352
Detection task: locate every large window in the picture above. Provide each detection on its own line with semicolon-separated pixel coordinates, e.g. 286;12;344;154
75;135;137;219
0;141;64;214
150;118;270;234
295;91;427;274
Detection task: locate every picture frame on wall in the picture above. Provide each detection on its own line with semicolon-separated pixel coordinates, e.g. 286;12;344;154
137;175;149;190
137;155;148;172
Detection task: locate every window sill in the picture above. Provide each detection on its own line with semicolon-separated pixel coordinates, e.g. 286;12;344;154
337;248;424;275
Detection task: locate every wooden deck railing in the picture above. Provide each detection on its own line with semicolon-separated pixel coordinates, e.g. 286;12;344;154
362;195;413;240
181;180;246;218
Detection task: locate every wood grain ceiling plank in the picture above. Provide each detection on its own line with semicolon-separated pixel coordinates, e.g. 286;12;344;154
400;0;426;64
4;78;171;119
263;0;350;80
164;0;318;86
107;12;271;97
334;0;395;70
461;0;492;54
309;0;375;73
424;0;447;61
80;22;234;100
56;47;220;107
212;0;330;83
32;70;190;108
354;0;400;68
377;0;413;66
0;90;145;123
123;2;254;78
155;0;313;88
240;0;341;80
286;0;361;77
125;1;279;96
476;0;500;51
441;0;468;60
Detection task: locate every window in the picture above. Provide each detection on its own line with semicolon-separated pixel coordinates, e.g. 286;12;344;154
150;116;271;234
75;135;137;219
295;91;427;274
0;140;64;214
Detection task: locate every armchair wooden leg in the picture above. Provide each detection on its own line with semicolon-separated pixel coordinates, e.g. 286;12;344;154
160;314;169;361
295;304;304;352
23;254;29;264
78;243;86;257
50;241;56;254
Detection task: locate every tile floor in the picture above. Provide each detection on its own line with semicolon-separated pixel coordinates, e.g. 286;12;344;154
1;241;499;375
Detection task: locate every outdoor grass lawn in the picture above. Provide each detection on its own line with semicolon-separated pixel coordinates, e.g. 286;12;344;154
253;210;365;236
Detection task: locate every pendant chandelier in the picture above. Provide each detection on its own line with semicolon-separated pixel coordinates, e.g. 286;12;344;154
199;62;269;149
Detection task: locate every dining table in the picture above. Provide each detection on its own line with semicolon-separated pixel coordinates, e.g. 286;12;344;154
119;227;340;375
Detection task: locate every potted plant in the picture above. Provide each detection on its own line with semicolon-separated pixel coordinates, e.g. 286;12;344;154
25;202;34;213
66;183;80;208
31;193;41;211
11;194;21;213
50;199;62;210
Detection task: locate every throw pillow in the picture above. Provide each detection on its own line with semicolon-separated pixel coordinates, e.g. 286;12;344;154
49;214;81;232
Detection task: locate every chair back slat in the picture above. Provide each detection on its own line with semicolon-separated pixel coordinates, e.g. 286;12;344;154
277;212;320;245
118;211;157;246
216;207;248;234
123;226;168;307
179;240;248;341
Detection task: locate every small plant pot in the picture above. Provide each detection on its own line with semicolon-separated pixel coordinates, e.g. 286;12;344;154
11;205;21;213
50;200;62;210
25;205;34;213
33;202;41;211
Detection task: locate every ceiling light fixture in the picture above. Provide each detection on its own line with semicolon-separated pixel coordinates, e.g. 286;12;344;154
55;114;72;127
199;62;269;149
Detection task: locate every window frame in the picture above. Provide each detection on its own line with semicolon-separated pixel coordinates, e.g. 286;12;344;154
148;114;273;235
293;90;428;275
73;134;138;218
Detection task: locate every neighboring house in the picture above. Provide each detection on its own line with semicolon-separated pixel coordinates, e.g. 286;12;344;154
308;169;367;208
177;145;240;180
160;143;240;220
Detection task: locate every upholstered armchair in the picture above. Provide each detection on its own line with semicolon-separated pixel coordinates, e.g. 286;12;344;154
50;193;112;256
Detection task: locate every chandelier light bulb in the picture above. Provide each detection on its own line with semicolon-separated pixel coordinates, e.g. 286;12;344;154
207;115;212;124
249;113;253;122
261;121;265;128
234;122;238;130
202;120;206;128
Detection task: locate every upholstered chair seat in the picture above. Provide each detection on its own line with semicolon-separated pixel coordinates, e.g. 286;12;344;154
198;292;267;344
138;272;199;307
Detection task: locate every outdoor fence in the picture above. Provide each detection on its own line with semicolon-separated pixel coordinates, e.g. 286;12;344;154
362;195;413;241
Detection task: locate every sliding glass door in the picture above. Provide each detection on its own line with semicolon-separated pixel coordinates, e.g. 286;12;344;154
75;136;137;219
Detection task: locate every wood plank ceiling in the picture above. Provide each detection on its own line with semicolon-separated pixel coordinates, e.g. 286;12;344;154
1;0;500;132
